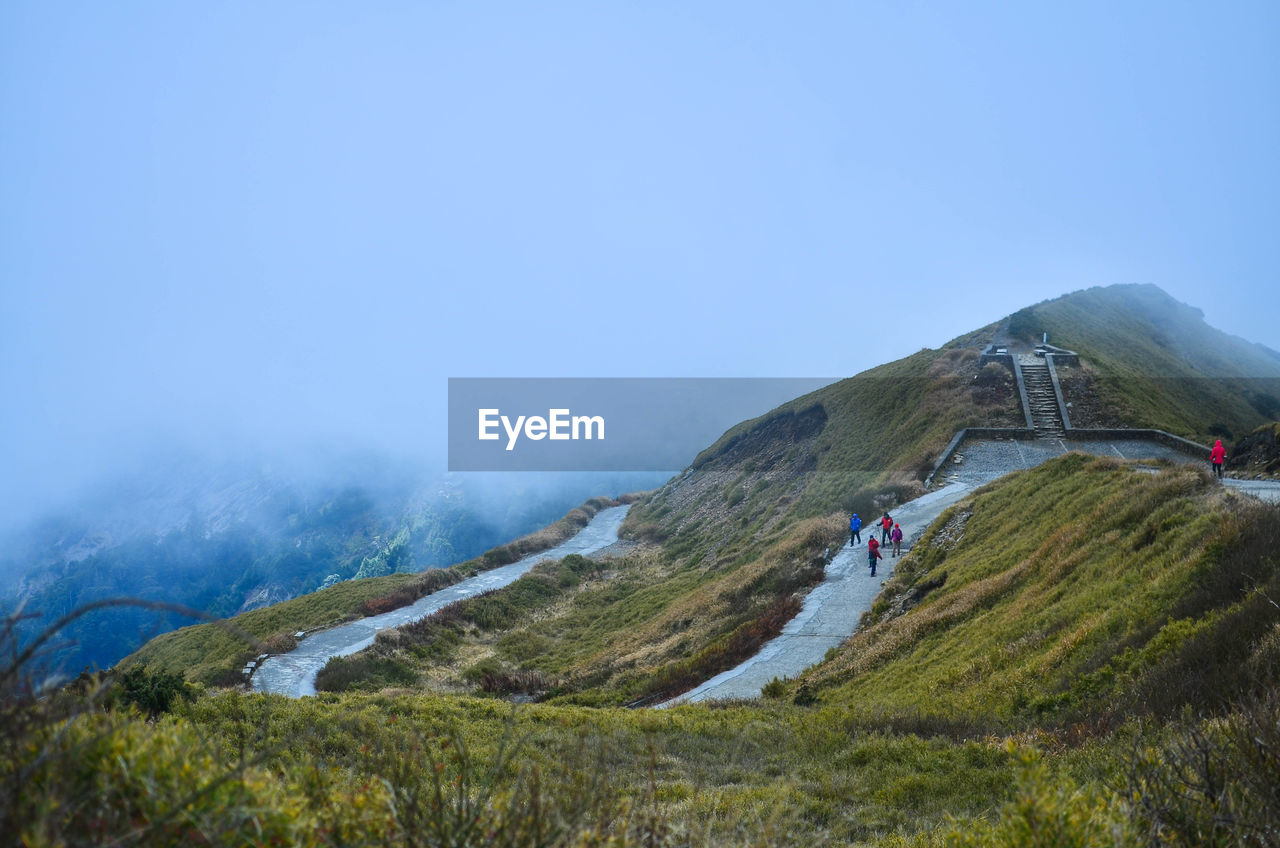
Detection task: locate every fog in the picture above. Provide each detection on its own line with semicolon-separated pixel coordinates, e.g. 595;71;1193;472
3;3;1278;533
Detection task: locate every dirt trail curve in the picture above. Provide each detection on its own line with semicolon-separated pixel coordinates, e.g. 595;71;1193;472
253;504;631;698
663;440;1280;706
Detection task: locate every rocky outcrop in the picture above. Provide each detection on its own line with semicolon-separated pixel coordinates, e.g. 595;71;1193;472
1231;422;1280;477
238;583;294;613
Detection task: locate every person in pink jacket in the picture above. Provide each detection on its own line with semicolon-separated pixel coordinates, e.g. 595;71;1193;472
1210;439;1226;479
891;523;903;557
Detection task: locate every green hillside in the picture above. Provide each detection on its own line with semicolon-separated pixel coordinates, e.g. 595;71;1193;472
314;513;846;703
627;284;1280;603
316;329;1033;698
609;285;1280;695
792;453;1280;726
125;497;623;685
14;284;1280;845
311;285;1278;702
1009;284;1280;442
9;455;1279;846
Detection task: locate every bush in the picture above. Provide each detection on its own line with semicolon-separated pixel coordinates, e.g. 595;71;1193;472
946;747;1123;848
761;677;789;699
1123;692;1280;847
113;664;195;718
315;653;417;692
972;363;1015;406
260;631;299;654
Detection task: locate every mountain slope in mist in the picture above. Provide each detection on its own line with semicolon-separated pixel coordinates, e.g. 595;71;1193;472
313;284;1280;703
1008;283;1280;439
1;454;660;675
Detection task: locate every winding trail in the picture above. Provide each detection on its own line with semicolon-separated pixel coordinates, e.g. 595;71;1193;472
250;445;1277;705
664;440;1280;706
665;481;974;705
253;504;631;697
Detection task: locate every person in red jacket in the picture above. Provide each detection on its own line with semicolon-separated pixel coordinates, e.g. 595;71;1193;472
1210;439;1226;479
880;512;893;544
868;537;882;576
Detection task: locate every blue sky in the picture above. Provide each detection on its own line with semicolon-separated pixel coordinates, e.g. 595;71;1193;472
2;2;1277;517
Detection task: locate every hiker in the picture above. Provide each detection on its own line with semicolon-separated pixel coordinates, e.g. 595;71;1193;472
880;512;893;544
849;513;862;546
891;523;903;557
868;537;882;576
1210;439;1226;479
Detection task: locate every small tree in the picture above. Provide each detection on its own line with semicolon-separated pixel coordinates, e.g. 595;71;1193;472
114;663;195;718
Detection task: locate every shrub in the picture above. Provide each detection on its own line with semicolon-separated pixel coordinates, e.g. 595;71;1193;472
479;669;550;696
946;747;1124;848
113;664;195;718
360;588;417;616
260;631;299;654
972;363;1014;406
1123;692;1280;847
315;653;416;692
761;677;789;699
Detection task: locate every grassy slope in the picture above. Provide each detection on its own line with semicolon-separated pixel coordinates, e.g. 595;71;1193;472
1010;283;1280;442
323;285;1279;701
795;453;1280;730
321;449;1280;722
320;334;1028;696
126;497;623;685
316;514;846;703
17;456;1280;846
21;285;1280;844
664;285;1280;700
125;573;417;685
615;345;1020;620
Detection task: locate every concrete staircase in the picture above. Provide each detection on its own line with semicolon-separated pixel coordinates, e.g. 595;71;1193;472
1019;362;1065;437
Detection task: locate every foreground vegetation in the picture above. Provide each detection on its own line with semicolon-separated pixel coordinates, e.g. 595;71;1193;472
8;456;1279;845
18;285;1280;844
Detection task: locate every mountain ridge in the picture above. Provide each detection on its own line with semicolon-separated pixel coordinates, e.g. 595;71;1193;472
288;284;1280;706
12;282;1280;846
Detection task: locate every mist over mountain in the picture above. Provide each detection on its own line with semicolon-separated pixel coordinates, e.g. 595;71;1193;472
208;283;1280;708
0;448;664;676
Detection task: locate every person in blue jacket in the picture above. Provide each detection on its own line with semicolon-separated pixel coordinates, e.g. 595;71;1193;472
849;513;862;546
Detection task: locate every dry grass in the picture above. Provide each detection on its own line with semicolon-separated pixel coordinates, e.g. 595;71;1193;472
785;454;1280;732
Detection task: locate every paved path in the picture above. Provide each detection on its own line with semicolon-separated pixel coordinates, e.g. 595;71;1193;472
663;482;974;705
940;437;1193;487
944;437;1280;503
664;438;1280;705
1223;478;1280;503
253;505;631;697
